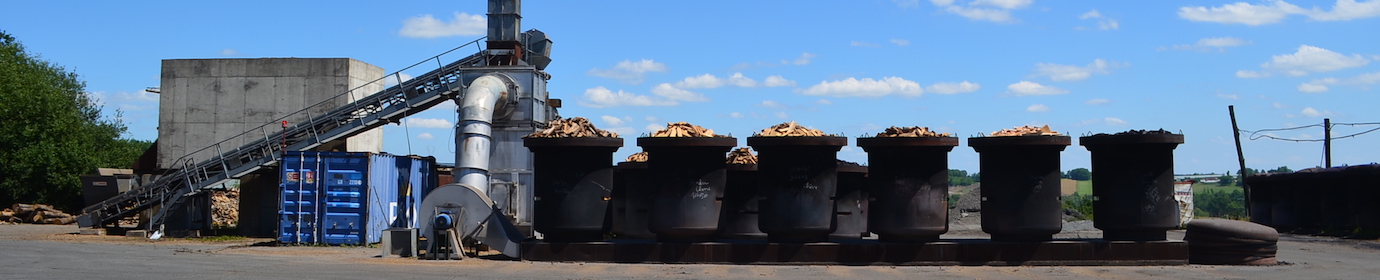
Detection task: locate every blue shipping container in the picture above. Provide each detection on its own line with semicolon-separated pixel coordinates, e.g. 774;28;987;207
279;152;438;245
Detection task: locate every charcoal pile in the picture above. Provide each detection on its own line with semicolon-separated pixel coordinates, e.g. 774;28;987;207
212;188;240;229
651;122;725;137
876;126;950;137
756;121;829;137
625;151;649;163
1;203;75;225
525;117;619;138
725;148;758;164
989;125;1061;136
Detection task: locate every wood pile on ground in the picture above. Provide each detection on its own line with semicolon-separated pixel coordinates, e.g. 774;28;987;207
989;125;1061;136
625;151;649;163
525;117;619;138
757;121;828;137
1;203;76;225
726;147;758;164
651;122;724;137
211;188;239;229
877;126;950;137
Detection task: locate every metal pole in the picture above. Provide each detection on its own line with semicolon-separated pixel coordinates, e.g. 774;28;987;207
1324;118;1332;168
1229;105;1251;217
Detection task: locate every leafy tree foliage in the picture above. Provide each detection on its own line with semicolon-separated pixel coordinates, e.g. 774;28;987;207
1194;189;1246;219
0;31;150;211
948;169;977;186
1062;194;1094;220
1066;168;1091;181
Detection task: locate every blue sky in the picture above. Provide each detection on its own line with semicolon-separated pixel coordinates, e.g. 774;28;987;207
4;0;1379;174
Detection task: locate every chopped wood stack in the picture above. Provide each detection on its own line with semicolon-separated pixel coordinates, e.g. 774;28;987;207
211;188;240;229
726;147;758;164
1;203;75;225
525;117;620;138
625;151;649;163
877;126;950;137
651;122;724;137
990;125;1061;136
757;121;828;137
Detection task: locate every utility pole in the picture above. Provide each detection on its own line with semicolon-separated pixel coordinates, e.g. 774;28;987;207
1229;106;1251;217
1324;118;1332;168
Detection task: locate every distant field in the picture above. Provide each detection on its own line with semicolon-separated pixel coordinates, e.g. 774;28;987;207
1076;180;1092;195
1070;181;1241;196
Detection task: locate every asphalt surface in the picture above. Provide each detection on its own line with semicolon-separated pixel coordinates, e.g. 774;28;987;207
3;224;1379;280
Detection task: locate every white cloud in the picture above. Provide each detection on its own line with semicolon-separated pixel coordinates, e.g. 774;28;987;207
1169;37;1252;52
1236;70;1270;78
925;81;982;94
788;52;816;65
417;133;435;140
1085;98;1110;105
1006;81;1069;96
384;73;414;87
1179;0;1380;25
1264;45;1369;76
851;41;881;47
1274;102;1290;109
399;12;486;38
1104;117;1129;126
1301;107;1334;117
775;112;790;119
1077;9;1119;30
890;39;911;46
1297;83;1330;93
729;112;744;118
405;118;453;129
644;123;665;133
587;59;668;84
763;75;797;87
1033;59;1127;82
800;77;924;98
1080;10;1102;19
219;49;241;56
727;73;758;87
1027;104;1050;112
577;86;678;108
816;99;834;105
943;6;1015;22
601;115;626;126
675;74;724;89
645;116;660;122
972;0;1032;9
651;83;709;102
930;0;1030;23
758;100;789;110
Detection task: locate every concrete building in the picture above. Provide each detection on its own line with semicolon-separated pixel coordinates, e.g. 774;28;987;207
157;58;387;236
157;58;385;169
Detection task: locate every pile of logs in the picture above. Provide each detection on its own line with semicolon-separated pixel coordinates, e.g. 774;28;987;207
525;117;619;138
757;121;828;137
990;125;1061;136
651;122;723;137
211;188;240;229
1;204;76;225
726;147;758;164
877;126;950;137
625;151;649;163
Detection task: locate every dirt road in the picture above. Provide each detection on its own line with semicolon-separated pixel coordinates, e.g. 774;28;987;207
2;224;1377;279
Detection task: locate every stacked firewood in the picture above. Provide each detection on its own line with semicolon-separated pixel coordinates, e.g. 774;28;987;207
1;204;75;225
877;126;950;137
525;117;619;138
211;188;239;229
725;147;758;164
625;151;649;163
990;125;1060;136
651;122;723;137
757;121;828;137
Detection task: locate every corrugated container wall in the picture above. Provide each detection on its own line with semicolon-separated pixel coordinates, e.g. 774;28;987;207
279;152;438;245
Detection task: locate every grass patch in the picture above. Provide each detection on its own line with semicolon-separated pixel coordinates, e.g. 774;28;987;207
1192;183;1241;194
1075;180;1092;195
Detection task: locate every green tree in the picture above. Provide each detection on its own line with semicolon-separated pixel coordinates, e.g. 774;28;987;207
1194;189;1246;219
1217;174;1236;186
0;31;149;211
1066;168;1091;181
948;169;975;186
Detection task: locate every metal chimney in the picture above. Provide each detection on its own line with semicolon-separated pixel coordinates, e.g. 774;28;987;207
487;0;521;43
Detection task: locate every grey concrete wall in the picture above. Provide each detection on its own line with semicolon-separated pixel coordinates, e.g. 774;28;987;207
158;58;385;169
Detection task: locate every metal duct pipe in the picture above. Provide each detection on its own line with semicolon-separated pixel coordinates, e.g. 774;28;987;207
457;74;512;195
487;0;521;42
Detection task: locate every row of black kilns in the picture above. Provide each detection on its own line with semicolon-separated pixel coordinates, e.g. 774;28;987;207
1244;165;1380;237
523;133;1184;243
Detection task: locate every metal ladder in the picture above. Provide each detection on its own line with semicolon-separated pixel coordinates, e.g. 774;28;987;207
78;38;494;232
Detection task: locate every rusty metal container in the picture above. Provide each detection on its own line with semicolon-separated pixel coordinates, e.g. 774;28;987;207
831;162;869;240
748;136;848;243
968;135;1070;241
717;163;766;239
613;161;655;239
1316;167;1353;235
1080;132;1184;241
637;137;737;242
856;136;959;242
523;137;623;242
1345;164;1380;237
1281;169;1323;233
1243;173;1279;227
